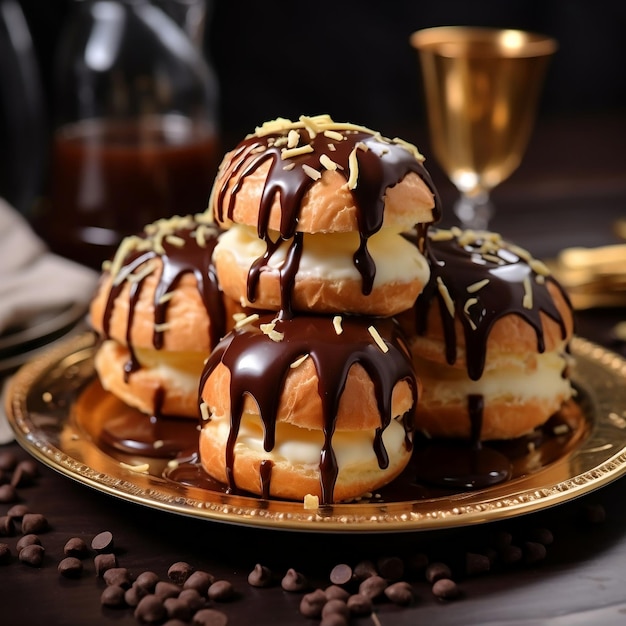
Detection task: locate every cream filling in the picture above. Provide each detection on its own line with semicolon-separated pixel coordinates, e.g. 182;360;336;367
133;346;206;393
215;224;430;287
204;412;408;471
415;350;573;405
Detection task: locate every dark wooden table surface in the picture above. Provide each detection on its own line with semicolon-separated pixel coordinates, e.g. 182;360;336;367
2;111;626;626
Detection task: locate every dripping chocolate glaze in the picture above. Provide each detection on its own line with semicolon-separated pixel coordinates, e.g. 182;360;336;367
100;220;226;380
200;315;418;504
214;126;442;311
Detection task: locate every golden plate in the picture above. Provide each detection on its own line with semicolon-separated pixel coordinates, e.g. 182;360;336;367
5;332;626;533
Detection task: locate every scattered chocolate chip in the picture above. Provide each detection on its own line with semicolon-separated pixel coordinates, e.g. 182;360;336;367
406;552;429;574
281;568;309;592
353;559;377;581
384;581;415;605
64;537;88;558
432;578;460;600
125;583;149;607
178;588;206;612
134;594;167;623
529;527;554;546
499;544;523;565
21;513;48;534
299;589;328;618
0;542;11;565
248;563;273;587
15;459;39;479
465;552;490;576
324;585;350;601
6;503;29;518
377;556;404;581
321;598;350;620
135;570;160;592
329;563;353;585
16;534;40;551
207;580;235;602
0;515;15;536
425;562;451;583
101;585;127;608
164;597;192;621
168;561;194;585
0;450;18;471
346;593;373;616
58;556;83;578
94;552;118;576
492;530;513;548
523;541;547;565
163;621;188;626
19;543;45;567
91;530;114;553
103;567;133;588
192;608;228;626
0;483;18;503
10;462;37;488
184;570;215;594
583;503;606;524
155;581;181;600
358;575;387;600
320;613;348;626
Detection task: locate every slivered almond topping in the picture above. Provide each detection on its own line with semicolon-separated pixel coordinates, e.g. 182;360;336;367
522;276;533;309
158;291;175;305
346;147;359;189
281;144;314;160
483;253;503;265
154;322;172;332
232;312;248;322
466;278;490;293
429;229;455;242
355;141;368;151
535;274;546;285
282;162;296;171
120;462;150;474
300;114;322;137
127;260;158;284
327;143;336;151
323;129;344;141
508;243;531;261
260;321;284;342
302;164;321;180
290;354;309;369
304;494;319;509
436;277;455;318
320;154;340;171
553;424;569;435
235;313;260;328
167;459;180;469
529;258;551;276
153;440;164;449
287;129;300;148
200;401;211;422
463;298;478;330
332;315;343;335
165;234;185;247
368;326;388;353
391;137;425;160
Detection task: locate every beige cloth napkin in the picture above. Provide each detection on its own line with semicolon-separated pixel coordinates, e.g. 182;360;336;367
0;198;99;443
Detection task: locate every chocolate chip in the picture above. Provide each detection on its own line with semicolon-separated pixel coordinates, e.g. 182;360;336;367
155;581;181;600
183;570;214;595
16;459;38;478
10;462;37;488
583;503;606;524
0;515;15;536
247;563;273;588
58;556;83;578
94;552;118;576
358;575;387;600
299;589;327;618
353;559;377;581
346;593;373;616
19;543;45;567
377;556;404;581
91;530;114;553
21;513;48;534
425;562;451;583
103;567;133;588
329;563;353;585
406;552;429;574
529;527;554;546
321;598;350;619
0;542;11;565
192;608;228;626
324;585;350;601
101;585;127;608
125;583;149;607
0;450;18;471
207;580;235;602
432;578;460;600
0;483;18;503
465;552;490;576
134;595;167;623
168;561;194;585
281;568;309;592
163;597;192;621
135;570;160;591
384;581;415;605
499;544;523;565
16;534;40;551
6;503;29;518
523;541;547;565
64;537;89;558
163;621;189;626
178;588;206;612
320;614;348;626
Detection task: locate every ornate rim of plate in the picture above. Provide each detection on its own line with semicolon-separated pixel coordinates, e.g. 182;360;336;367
5;332;626;533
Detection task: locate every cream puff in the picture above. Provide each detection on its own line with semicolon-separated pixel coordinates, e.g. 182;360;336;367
209;114;441;317
199;313;419;504
402;227;574;441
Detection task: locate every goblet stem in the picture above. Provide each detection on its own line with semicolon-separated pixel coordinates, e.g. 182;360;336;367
453;190;494;231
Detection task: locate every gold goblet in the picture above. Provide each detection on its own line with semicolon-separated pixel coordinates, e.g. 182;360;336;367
410;26;557;230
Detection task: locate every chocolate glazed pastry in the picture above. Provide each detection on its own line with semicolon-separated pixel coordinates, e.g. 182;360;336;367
404;227;575;445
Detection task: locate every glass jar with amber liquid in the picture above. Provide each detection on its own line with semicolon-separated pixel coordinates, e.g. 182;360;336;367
39;0;220;269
